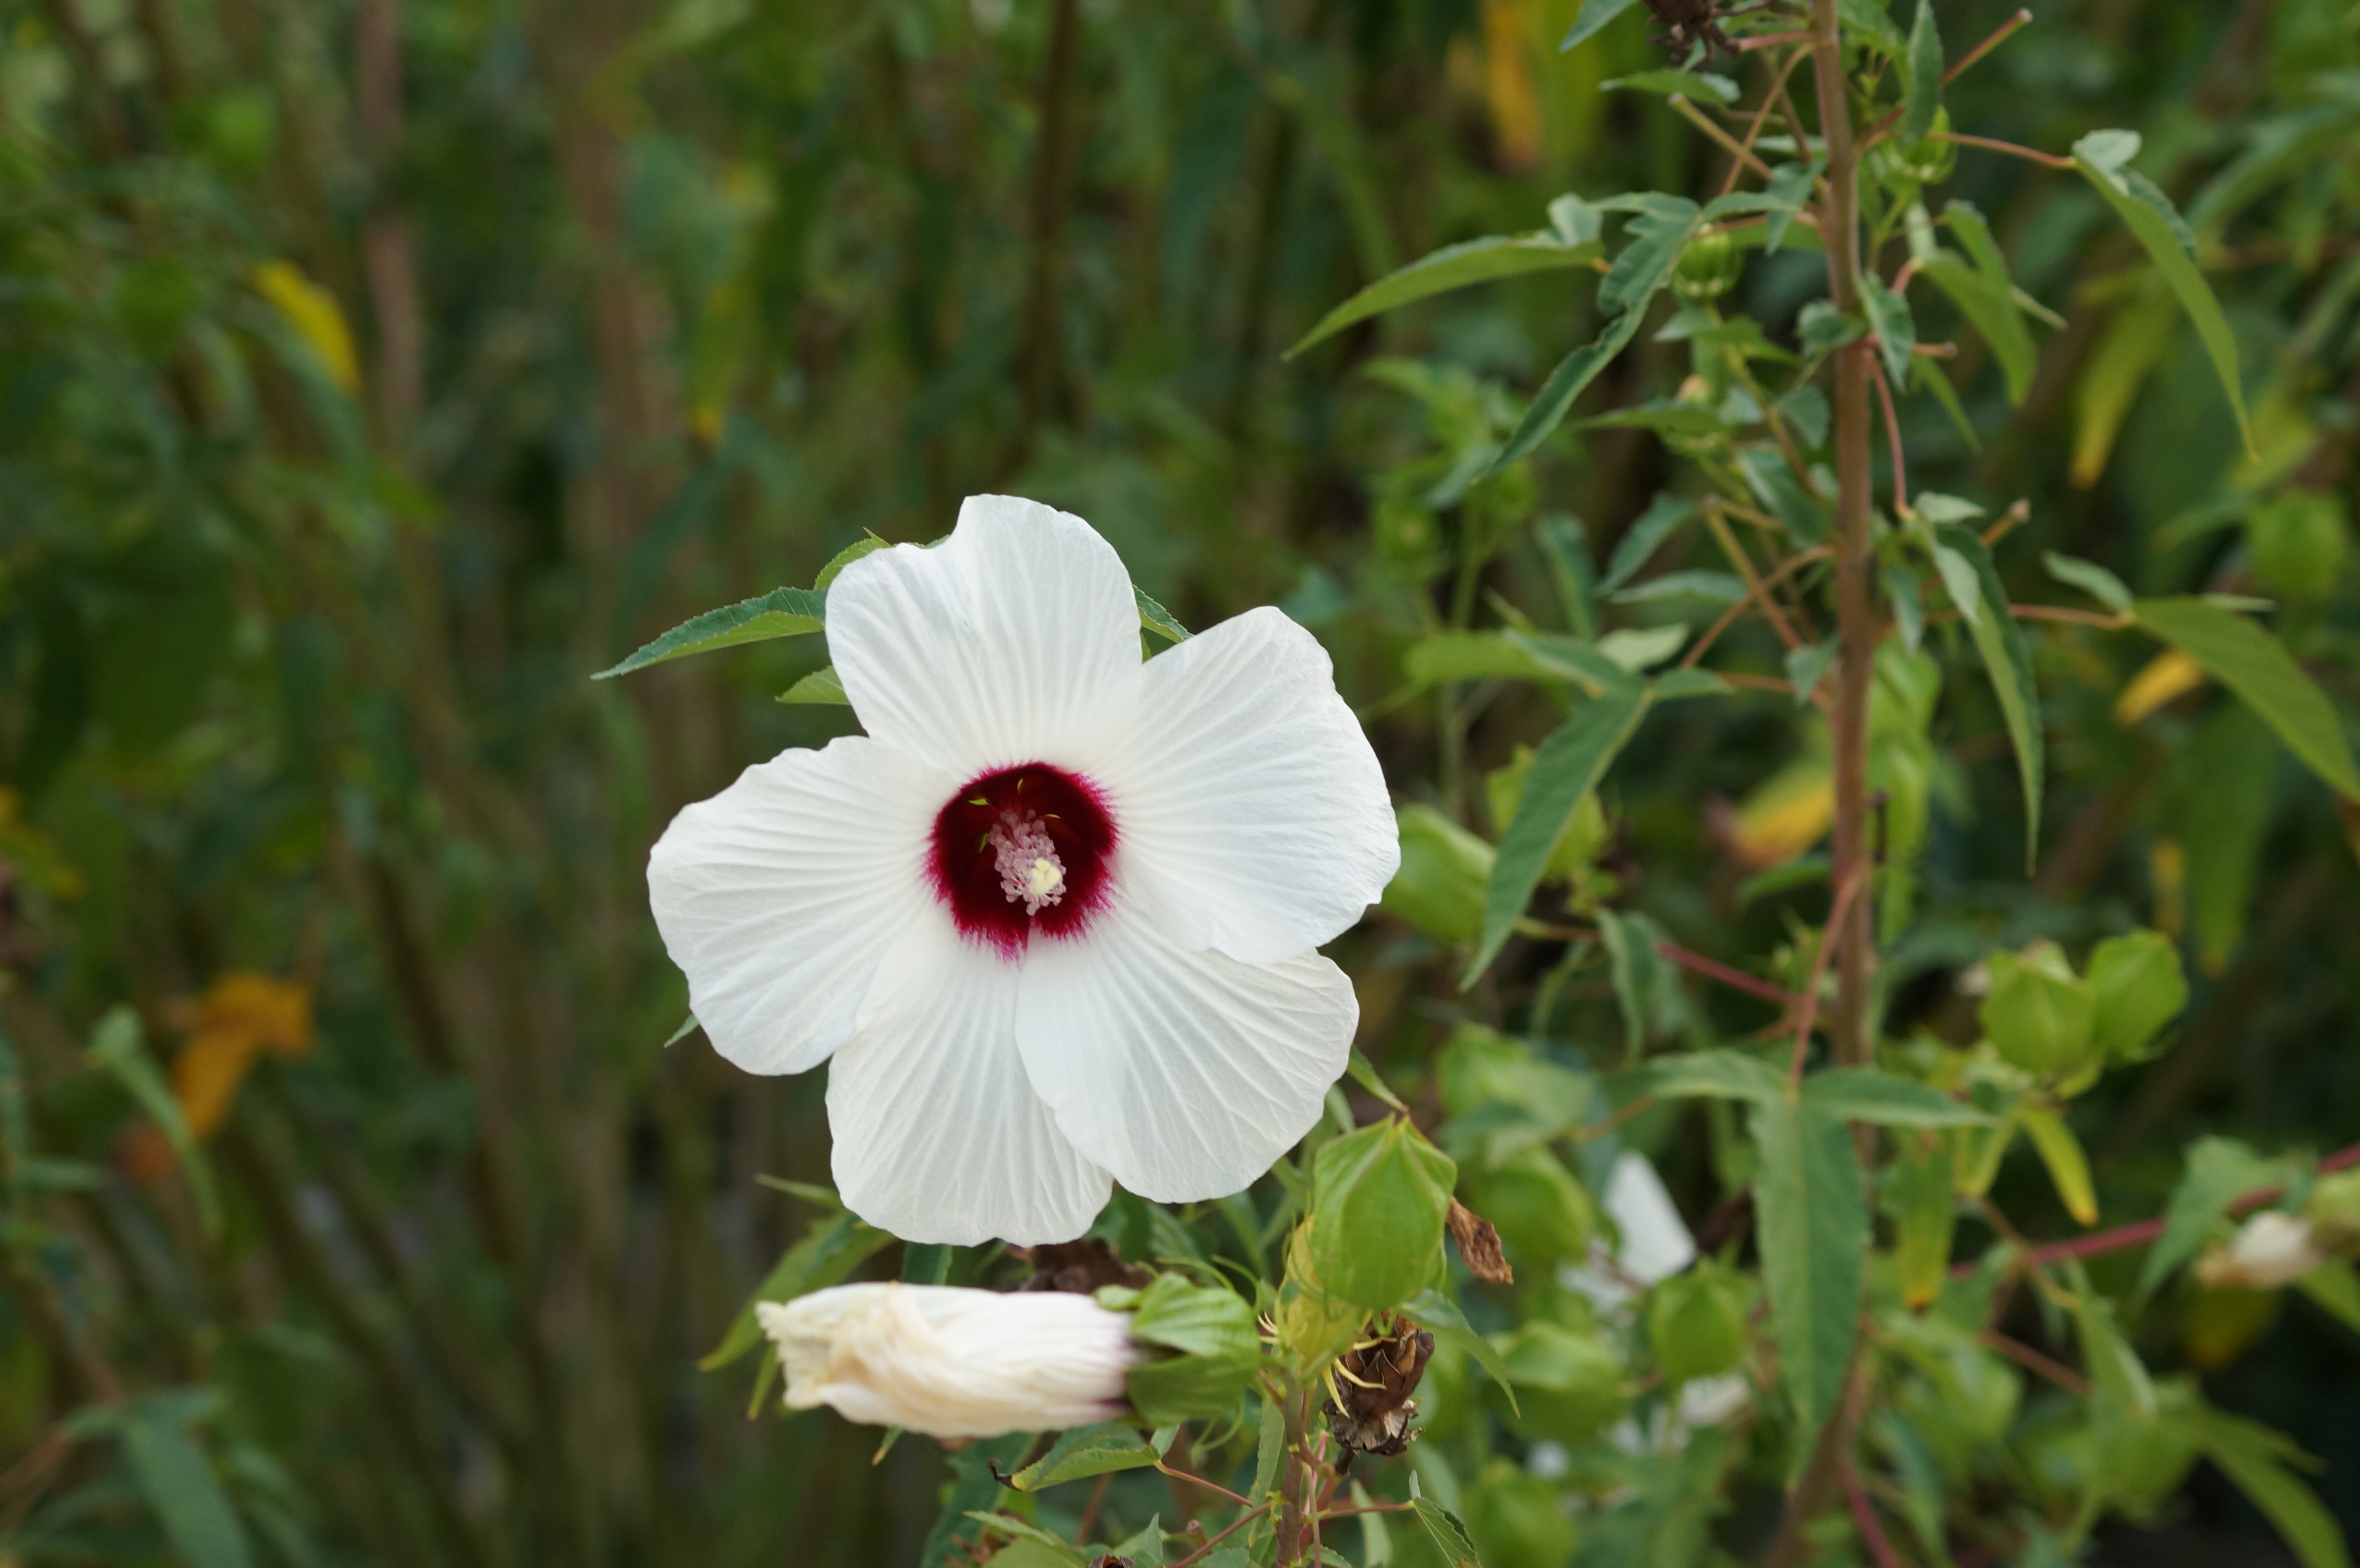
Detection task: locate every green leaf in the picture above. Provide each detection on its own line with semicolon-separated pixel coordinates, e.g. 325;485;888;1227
1801;1069;1991;1127
659;1014;700;1049
87;1007;220;1237
1489;307;1648;473
1311;1119;1456;1311
1597;908;1668;1059
2020;1106;2098;1226
2130;598;2360;799
701;1210;894;1371
1600;494;1699;593
1252;1395;1286;1502
776;665;848;705
1611;1048;1786;1105
813;533;888;590
1610;570;1743;606
2068;1274;2156;1419
1123;1274;1261;1425
1737;449;1831;545
1465;686;1653;984
2296;1262;2360;1340
1602;70;1740;105
1934;524;2044;868
1901;0;1944;145
1405;633;1557;687
923;1440;1033;1568
1918;257;2035;404
1288;231;1603;358
2042;552;2133;615
1410;1497;1487;1568
1400;1289;1519;1414
593;585;827;679
1135;586;1191;643
1381;805;1495;944
2073;131;2254;456
1560;0;1641;52
2182;1407;2351;1568
963;1513;1093;1567
1753;1099;1869;1445
2136;1137;2291;1301
1599;200;1700;318
904;1242;953;1284
1861;273;1918;390
1009;1422;1160;1492
2086;930;2188;1060
121;1407;256;1568
1504;631;1644;695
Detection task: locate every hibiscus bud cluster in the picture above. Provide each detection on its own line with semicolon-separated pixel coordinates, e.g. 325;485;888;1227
759;1272;1260;1440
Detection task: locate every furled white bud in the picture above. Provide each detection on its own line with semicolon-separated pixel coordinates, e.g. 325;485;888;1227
2196;1211;2324;1291
757;1283;1137;1438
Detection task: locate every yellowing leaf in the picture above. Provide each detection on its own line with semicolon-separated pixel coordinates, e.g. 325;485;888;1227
2021;1105;2098;1226
173;1033;259;1139
2069;289;2176;488
252;260;359;393
2185;1287;2282;1371
1482;0;1543;171
2114;649;2206;725
1730;762;1834;868
162;974;317;1142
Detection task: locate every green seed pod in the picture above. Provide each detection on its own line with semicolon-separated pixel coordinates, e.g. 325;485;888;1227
1672;229;1742;303
1467;1146;1597;1271
2307;1169;2360;1256
1646;1263;1749;1386
2086;929;2188;1062
1380;805;1494;944
1274;1221;1365;1373
1463;1459;1577;1568
1495;1321;1626;1445
1310;1117;1456;1311
1980;942;2098;1079
2247;490;2350;601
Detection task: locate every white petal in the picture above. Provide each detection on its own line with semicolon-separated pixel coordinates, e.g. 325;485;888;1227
1015;893;1356;1202
828;914;1111;1245
760;1284;1135;1439
648;735;949;1076
826;495;1143;781
1093;606;1397;964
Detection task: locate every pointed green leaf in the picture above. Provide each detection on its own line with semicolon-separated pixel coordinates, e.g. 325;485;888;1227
88;1007;219;1237
1009;1422;1160;1492
1561;0;1642;52
702;1210;894;1370
1801;1069;1991;1127
776;665;848;705
1934;524;2044;867
1600;494;1699;593
2042;552;2133;615
2131;598;2360;799
1490;309;1648;473
2136;1137;2293;1301
1135;586;1191;643
1401;1289;1520;1414
1754;1099;1869;1444
1610;1048;1786;1105
2073;132;2254;455
596;586;827;679
2182;1407;2351;1568
1466;686;1652;985
1861;273;1918;389
121;1409;256;1568
1410;1497;1487;1568
1918;257;2035;404
2020;1106;2098;1226
1901;0;1943;144
1288;232;1603;358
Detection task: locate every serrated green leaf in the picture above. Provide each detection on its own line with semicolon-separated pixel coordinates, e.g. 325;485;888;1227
88;1007;219;1237
1802;1069;1991;1127
1597;907;1668;1059
2182;1407;2350;1568
594;585;827;680
1490;308;1648;473
2131;598;2360;799
1252;1396;1285;1502
1411;1497;1487;1567
1466;686;1652;984
1934;524;2044;868
813;533;888;590
1135;586;1191;643
1611;1048;1786;1105
1286;231;1602;358
2074;132;2254;456
1754;1099;1868;1446
702;1210;894;1371
1861;273;1918;389
1902;0;1943;144
1405;632;1557;687
1918;256;2035;404
1009;1422;1159;1492
1401;1289;1520;1415
2042;552;2133;614
1602;70;1739;105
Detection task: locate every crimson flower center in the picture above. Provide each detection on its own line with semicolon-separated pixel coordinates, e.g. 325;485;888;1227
929;764;1116;956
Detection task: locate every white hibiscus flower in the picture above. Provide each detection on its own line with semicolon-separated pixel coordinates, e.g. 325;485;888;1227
648;495;1398;1245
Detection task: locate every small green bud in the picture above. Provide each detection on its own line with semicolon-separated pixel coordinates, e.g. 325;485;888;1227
2247;490;2350;601
1672;230;1742;303
2305;1169;2360;1256
1275;1222;1364;1372
1117;1274;1261;1427
1381;805;1494;944
1467;1146;1596;1271
2086;929;2188;1062
1463;1459;1577;1568
1980;942;2097;1078
1310;1117;1456;1311
1646;1263;1749;1386
1495;1321;1626;1445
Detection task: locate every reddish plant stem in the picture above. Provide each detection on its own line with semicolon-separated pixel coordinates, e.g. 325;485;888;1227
1982;1139;2360;1273
1982;1331;2094;1397
1844;1463;1905;1568
1787;867;1867;1085
1870;352;1909;516
1656;941;1806;1009
1721;46;1814;196
1930;131;2077;169
1861;8;2033;145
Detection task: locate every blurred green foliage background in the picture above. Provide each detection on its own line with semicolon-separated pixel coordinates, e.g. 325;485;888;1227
0;0;2356;1562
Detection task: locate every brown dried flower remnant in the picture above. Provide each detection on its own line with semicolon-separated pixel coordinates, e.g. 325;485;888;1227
1447;1199;1515;1285
1323;1319;1435;1464
1010;1237;1154;1295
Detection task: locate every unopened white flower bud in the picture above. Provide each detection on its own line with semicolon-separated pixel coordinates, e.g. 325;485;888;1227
2196;1211;2324;1291
757;1283;1138;1439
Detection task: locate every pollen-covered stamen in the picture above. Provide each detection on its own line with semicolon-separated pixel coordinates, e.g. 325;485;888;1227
989;810;1068;914
929;763;1116;956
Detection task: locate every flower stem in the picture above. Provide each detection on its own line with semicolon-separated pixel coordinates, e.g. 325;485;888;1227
1276;1382;1316;1565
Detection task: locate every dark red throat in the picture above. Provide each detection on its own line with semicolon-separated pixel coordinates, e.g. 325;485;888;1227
927;763;1116;957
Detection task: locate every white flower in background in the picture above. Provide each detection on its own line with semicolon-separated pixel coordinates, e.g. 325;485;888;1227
759;1283;1135;1438
649;496;1398;1244
1562;1152;1697;1311
2197;1211;2324;1290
